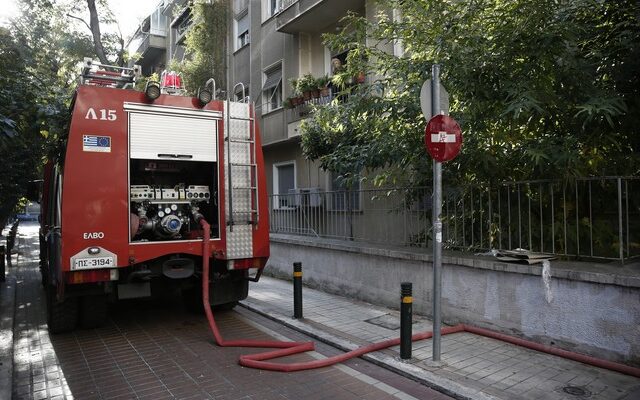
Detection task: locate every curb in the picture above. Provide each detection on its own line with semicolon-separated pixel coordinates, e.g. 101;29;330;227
239;300;498;400
0;274;16;400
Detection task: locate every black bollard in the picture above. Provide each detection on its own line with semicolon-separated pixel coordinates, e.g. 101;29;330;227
400;282;413;359
0;245;5;282
293;262;303;319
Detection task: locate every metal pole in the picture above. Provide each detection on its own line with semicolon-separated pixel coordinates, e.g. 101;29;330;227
400;282;413;359
0;245;5;282
431;64;443;362
617;178;623;263
293;262;303;319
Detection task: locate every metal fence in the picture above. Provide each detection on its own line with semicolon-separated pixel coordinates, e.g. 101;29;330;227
268;177;640;262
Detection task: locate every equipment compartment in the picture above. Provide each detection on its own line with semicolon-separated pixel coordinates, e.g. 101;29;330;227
129;159;219;241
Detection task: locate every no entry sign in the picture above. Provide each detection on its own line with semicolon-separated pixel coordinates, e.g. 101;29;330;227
424;114;462;162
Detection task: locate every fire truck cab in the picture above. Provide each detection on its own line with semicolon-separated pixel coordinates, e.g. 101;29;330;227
39;59;269;332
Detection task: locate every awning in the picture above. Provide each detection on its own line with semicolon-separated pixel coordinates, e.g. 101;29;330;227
262;73;282;91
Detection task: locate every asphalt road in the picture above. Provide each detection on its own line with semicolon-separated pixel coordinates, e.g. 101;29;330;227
6;222;451;400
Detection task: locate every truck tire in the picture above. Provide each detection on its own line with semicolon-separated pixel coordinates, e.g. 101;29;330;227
47;286;78;333
80;295;108;329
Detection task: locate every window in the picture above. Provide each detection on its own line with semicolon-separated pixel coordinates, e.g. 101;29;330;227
270;0;280;16
331;50;349;75
262;64;282;112
274;162;295;208
330;172;361;211
235;12;250;51
263;0;281;20
150;7;168;36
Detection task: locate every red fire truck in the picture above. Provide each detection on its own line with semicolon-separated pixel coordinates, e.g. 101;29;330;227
39;59;269;333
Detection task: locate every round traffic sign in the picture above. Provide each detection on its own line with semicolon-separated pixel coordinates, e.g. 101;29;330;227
424;115;462;162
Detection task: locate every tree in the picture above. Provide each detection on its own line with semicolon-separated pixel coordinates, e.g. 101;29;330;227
171;0;228;96
67;0;126;66
302;0;640;187
0;27;46;225
0;0;124;224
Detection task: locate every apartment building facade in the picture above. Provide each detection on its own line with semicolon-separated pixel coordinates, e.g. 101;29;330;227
227;0;388;204
127;0;191;76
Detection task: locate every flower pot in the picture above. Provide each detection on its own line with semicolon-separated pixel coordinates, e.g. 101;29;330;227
303;91;312;101
319;87;331;97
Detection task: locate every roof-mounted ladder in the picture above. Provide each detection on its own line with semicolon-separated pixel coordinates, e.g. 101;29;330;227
80;58;141;88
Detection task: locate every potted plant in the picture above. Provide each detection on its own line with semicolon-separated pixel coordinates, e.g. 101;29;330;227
283;97;293;109
288;78;303;105
317;75;330;97
298;73;317;101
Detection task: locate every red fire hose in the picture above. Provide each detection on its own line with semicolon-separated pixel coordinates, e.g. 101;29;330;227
199;220;640;376
199;219;463;372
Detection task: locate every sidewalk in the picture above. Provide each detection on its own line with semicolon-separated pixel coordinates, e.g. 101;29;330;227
243;276;640;400
0;224;16;400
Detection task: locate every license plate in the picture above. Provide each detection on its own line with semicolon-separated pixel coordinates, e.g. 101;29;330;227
72;256;114;270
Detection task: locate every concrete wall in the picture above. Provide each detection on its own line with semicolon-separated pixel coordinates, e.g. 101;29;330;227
265;234;640;366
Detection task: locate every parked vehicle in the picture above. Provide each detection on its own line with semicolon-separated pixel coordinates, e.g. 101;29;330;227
38;59;269;332
16;214;37;221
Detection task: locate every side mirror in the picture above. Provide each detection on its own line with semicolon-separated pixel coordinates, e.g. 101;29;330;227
26;180;43;202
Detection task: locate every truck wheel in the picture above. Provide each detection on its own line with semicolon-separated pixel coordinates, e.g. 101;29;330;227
80;295;108;329
47;286;78;333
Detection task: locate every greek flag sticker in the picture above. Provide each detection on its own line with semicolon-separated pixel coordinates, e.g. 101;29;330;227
83;135;111;153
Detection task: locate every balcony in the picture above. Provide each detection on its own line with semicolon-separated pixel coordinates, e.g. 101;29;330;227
172;6;193;45
127;7;168;74
134;33;166;57
285;91;336;123
276;0;365;34
129;32;166;75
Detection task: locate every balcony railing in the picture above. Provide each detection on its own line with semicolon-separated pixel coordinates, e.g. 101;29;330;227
285;90;337;121
269;177;640;263
276;0;365;33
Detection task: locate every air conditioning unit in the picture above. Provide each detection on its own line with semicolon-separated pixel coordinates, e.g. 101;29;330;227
287;187;323;207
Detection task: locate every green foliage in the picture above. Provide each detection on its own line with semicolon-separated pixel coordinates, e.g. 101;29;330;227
316;75;330;90
289;78;301;96
0;0;121;224
172;1;228;96
134;72;160;92
303;0;640;187
0;27;49;223
297;73;318;93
